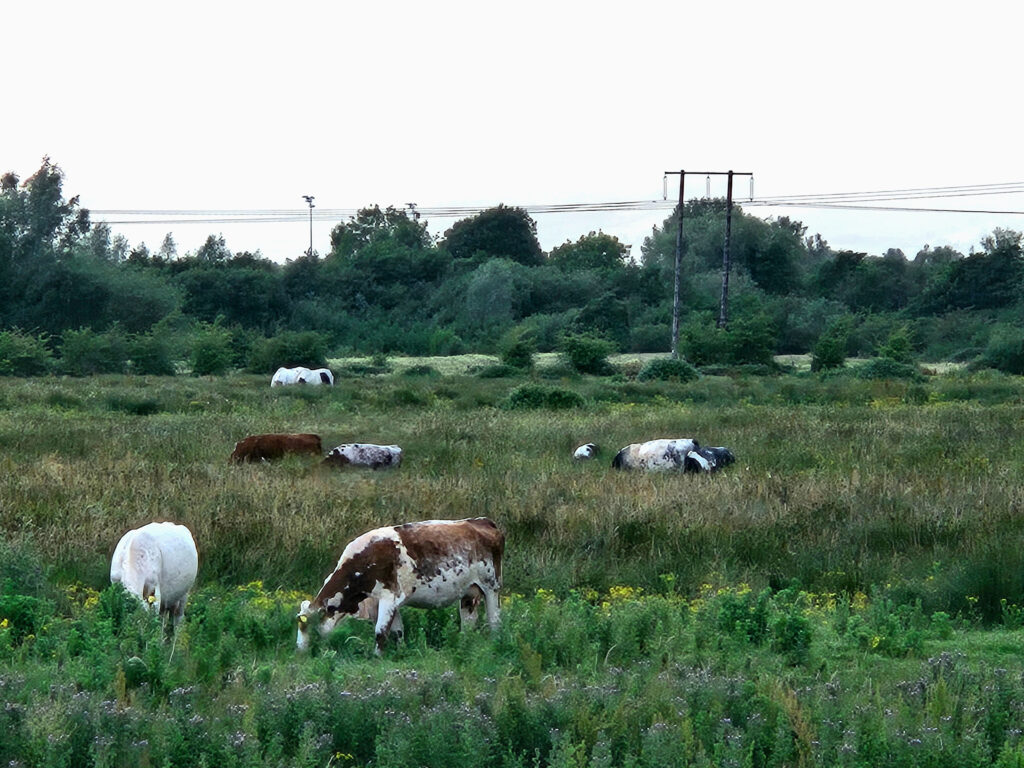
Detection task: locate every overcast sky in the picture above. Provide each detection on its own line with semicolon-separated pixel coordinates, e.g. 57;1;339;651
6;2;1022;263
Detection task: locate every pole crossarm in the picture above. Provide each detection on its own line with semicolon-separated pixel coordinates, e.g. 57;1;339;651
664;171;752;177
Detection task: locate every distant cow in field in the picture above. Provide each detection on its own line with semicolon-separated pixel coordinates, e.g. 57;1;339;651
322;443;403;470
303;368;334;385
573;443;598;460
110;521;198;628
683;445;736;473
271;366;311;386
229;433;323;464
297;517;504;654
612;438;735;473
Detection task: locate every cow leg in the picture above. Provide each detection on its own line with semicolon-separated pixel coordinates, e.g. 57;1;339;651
389;610;404;641
459;585;483;628
373;597;402;655
686;450;711;472
483;586;500;632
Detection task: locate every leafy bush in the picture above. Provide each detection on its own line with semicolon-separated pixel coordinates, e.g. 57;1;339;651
558;333;615;375
980;325;1024;375
811;319;850;372
0;328;53;376
503;384;586;409
128;332;177;375
59;327;129;375
877;325;916;364
629;324;670;353
247;330;329;373
190;323;234;375
680;314;776;367
637;357;699;383
477;364;520;379
499;331;536;371
855;358;924;381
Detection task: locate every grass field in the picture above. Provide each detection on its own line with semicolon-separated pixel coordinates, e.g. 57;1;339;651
3;368;1024;766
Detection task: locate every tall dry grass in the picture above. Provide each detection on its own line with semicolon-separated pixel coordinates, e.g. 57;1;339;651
1;373;1023;618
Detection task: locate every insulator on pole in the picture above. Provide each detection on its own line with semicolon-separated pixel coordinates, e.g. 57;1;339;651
663;175;667;200
706;175;711;198
749;176;754;201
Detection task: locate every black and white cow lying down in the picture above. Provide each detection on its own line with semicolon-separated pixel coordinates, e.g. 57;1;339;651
611;438;735;473
322;443;403;470
297;517;504;654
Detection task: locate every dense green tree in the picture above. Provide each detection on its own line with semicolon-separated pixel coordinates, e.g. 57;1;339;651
916;228;1023;312
329;205;433;258
549;231;629;271
441;205;544;266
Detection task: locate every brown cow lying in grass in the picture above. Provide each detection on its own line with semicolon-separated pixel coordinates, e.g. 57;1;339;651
229;433;323;463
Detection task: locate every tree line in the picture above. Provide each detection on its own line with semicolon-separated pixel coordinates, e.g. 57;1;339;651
3;158;1024;375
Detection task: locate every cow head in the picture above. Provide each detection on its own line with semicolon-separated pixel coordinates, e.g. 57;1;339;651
322;448;350;468
296;598;347;651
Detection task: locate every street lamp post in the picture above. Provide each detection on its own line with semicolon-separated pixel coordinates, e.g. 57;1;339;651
302;195;315;256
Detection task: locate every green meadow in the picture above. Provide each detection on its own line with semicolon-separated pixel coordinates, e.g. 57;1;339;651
3;367;1024;767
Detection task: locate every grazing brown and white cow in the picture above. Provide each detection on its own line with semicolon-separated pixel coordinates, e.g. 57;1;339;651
612;438;735;473
110;521;198;628
229;433;323;463
296;517;504;654
322;443;403;470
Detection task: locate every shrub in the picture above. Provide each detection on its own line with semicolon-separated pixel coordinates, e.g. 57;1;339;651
878;325;916;364
503;384;586;409
559;333;616;375
811;319;850;372
59;327;129;375
980;325;1024;375
629;324;671;353
855;358;924;381
247;330;329;373
477;364;520;379
499;331;536;371
128;332;177;375
637;357;699;383
190;323;234;375
722;314;777;365
0;329;53;376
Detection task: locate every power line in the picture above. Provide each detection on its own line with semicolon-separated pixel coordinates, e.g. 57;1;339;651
89;182;1024;226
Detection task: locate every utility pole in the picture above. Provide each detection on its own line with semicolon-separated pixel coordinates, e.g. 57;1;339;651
302;195;315;257
663;169;752;354
665;171;686;359
718;171;735;329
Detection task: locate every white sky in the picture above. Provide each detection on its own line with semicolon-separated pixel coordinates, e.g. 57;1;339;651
6;2;1023;262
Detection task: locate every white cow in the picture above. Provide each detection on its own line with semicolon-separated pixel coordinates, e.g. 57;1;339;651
322;443;403;470
271;366;311;387
611;438;734;473
110;521;198;627
573;443;598;460
304;368;335;386
297;518;503;654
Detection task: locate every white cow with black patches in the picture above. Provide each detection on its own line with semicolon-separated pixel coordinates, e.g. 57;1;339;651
611;438;735;473
297;518;503;654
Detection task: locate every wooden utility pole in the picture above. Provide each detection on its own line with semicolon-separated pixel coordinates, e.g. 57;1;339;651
718;171;735;329
669;171;685;359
